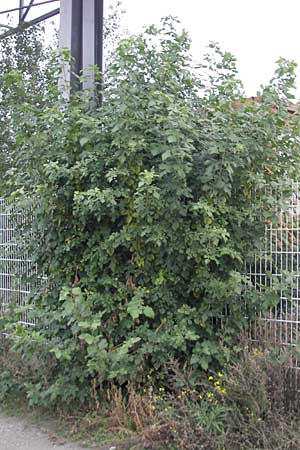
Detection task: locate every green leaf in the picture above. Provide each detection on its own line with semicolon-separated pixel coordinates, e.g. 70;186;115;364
143;306;155;319
80;137;89;146
79;334;96;345
162;149;172;161
127;297;143;320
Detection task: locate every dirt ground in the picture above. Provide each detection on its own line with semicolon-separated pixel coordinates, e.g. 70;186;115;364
0;413;93;450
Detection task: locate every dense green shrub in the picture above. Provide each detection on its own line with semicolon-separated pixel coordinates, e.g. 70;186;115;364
0;24;57;185
1;18;300;406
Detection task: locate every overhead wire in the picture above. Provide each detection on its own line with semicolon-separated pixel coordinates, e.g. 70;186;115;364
0;0;59;16
0;7;60;40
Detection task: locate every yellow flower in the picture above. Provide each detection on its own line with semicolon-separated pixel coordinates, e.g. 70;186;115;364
253;348;263;357
217;372;223;378
208;375;214;381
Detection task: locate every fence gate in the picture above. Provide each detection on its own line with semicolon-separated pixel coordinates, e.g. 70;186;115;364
0;198;33;329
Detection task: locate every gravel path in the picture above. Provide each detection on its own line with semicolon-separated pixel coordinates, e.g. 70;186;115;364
0;413;92;450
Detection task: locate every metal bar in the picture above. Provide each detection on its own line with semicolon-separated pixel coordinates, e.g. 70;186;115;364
95;0;104;104
0;288;31;294
19;0;25;23
0;23;14;29
0;8;60;40
21;0;35;22
0;0;59;16
70;0;83;91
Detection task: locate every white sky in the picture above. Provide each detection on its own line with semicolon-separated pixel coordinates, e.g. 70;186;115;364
2;0;300;97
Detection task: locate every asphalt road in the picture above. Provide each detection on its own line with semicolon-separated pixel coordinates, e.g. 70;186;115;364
0;413;91;450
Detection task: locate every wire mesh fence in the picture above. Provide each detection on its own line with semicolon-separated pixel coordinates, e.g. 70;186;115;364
0;197;34;329
246;182;300;368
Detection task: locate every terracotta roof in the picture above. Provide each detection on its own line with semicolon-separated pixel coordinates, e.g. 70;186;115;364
244;96;298;114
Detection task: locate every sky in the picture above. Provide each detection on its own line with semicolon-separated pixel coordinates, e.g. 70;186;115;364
1;0;300;97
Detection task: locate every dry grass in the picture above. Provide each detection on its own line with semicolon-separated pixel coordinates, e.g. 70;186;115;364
3;335;300;449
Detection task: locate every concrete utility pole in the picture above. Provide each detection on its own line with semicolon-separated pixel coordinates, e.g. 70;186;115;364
59;0;104;95
0;1;104;96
